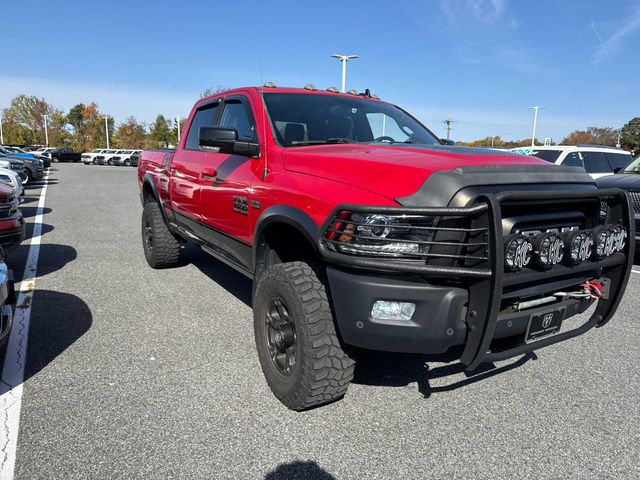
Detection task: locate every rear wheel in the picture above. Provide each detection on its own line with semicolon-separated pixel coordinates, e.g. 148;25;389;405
22;171;31;185
141;202;181;269
253;261;355;410
124;159;131;166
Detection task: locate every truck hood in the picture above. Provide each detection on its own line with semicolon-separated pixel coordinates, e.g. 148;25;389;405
596;173;640;191
282;144;549;200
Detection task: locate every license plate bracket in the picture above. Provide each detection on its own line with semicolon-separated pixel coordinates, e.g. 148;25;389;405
525;308;566;343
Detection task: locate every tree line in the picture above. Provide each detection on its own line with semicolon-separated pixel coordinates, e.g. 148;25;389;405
456;121;640;154
2;92;639;155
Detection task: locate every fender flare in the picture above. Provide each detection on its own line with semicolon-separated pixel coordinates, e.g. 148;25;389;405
253;205;320;271
141;173;170;226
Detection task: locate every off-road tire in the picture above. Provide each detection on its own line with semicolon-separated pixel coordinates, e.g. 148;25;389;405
141;202;180;269
253;261;355;410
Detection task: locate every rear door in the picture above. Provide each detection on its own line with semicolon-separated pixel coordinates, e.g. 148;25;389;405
581;151;613;179
199;94;259;267
169;100;221;230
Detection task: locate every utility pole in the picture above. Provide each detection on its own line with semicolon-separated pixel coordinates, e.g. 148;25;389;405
443;119;456;140
104;116;110;149
528;106;546;147
331;54;359;92
43;115;49;147
176;115;181;144
0;117;3;145
616;131;621;148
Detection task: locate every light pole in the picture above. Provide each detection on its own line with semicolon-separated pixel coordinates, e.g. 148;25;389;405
0;117;3;145
176;115;181;144
331;54;359;92
528;106;546;146
43;115;49;147
104;116;110;149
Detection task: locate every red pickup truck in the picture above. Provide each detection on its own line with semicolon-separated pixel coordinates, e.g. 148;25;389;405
138;85;634;410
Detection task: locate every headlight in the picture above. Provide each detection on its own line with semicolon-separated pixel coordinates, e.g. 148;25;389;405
325;212;436;258
610;225;627;252
593;227;615;259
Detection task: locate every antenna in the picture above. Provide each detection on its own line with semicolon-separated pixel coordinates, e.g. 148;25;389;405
258;34;268;180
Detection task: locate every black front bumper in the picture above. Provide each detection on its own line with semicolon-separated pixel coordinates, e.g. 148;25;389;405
322;188;634;371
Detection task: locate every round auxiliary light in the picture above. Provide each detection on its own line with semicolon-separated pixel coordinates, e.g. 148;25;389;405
358;214;392;238
534;232;565;268
564;231;593;265
504;234;533;271
610;225;628;252
592;227;616;259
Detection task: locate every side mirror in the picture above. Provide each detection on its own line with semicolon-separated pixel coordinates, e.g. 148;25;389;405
199;126;260;157
440;138;455;146
612;166;624;174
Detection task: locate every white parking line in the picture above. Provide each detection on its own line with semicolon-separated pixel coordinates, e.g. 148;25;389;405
632;269;640;275
0;172;50;480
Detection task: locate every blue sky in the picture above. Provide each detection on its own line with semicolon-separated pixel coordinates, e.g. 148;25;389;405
1;0;639;142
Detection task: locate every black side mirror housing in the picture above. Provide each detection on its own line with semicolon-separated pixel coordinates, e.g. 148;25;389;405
199;126;260;157
441;138;455;146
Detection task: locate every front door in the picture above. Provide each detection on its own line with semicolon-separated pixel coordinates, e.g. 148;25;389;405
199;94;258;268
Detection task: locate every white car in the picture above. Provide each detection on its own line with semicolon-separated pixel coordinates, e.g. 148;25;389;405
511;145;634;180
82;149;109;165
31;147;54;159
108;150;139;166
0;168;24;198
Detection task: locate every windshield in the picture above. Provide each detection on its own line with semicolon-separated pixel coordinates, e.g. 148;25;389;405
263;93;440;147
623;156;640;173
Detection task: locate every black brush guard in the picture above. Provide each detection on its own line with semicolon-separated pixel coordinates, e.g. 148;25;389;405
319;188;634;371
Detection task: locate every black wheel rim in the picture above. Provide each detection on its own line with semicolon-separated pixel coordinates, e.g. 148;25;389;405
144;215;153;251
265;296;296;375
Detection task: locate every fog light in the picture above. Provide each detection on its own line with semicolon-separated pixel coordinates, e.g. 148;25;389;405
371;301;416;321
564;231;593;265
534;232;565;268
593;227;615;259
610;225;627;252
504;234;533;271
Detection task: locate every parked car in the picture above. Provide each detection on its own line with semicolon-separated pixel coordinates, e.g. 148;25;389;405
0;168;24;198
95;150;117;165
511;145;634;179
596;156;640;250
109;150;138;166
31;147;54;168
82;149;107;165
129;151;140;167
0;254;16;348
139;86;633;410
50;147;82;163
18;156;44;184
0;182;24;254
1;146;37;160
0;154;25;179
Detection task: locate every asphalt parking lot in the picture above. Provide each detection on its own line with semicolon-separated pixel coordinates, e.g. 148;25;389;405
1;163;639;479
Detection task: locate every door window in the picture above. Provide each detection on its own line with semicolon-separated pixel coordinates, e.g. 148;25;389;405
219;100;256;142
581;151;611;173
185;102;220;150
561;152;583;167
605;152;633;171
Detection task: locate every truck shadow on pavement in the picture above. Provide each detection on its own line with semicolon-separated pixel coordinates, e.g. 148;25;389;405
21;290;93;382
264;460;335;480
183;245;252;307
352;350;537;398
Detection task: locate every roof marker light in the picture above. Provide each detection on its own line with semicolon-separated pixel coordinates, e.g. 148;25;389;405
304;84;317;91
326;86;339;93
263;82;277;88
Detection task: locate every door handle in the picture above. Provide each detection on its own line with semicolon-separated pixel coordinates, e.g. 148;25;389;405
201;168;217;179
172;163;186;173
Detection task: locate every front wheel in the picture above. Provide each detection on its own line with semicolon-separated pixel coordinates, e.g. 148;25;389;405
253;262;355;410
141;202;181;269
22;172;31;185
124;159;131;166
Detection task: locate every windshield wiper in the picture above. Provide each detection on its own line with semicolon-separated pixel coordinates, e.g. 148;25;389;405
290;138;357;146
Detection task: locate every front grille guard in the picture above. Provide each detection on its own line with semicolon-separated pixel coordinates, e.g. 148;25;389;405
318;188;634;371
